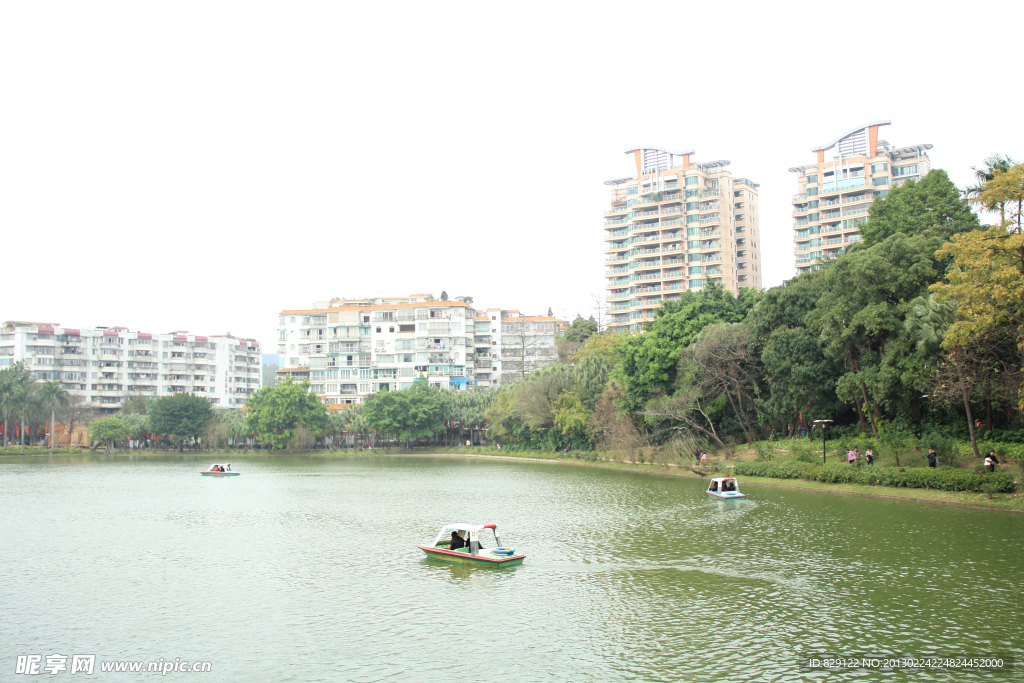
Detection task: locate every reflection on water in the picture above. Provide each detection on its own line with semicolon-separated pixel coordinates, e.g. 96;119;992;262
1;455;1021;681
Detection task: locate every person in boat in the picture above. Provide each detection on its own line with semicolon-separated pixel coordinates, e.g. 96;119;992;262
450;531;467;550
225;464;232;471
722;480;734;492
709;481;718;492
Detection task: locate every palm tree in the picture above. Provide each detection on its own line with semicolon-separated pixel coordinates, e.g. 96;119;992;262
964;154;1017;223
11;382;38;452
38;381;70;454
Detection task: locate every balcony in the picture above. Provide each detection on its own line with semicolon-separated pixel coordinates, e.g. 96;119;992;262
820;177;866;193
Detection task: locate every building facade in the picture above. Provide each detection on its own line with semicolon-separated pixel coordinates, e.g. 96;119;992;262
789;120;932;274
604;146;762;332
0;322;262;412
276;295;559;406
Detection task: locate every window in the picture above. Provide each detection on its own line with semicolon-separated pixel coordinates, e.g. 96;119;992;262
806;174;818;183
687;240;700;249
686;189;698;197
685;176;698;185
871;163;888;173
626;186;638;195
389;327;394;333
894;165;918;177
873;177;888;186
399;324;415;333
807;187;818;196
686;202;699;210
290;317;295;323
376;326;381;333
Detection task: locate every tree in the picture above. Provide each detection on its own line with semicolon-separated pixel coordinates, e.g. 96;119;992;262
37;381;69;454
860;170;980;247
119;412;150;447
245;378;328;449
440;291;449;301
614;284;760;411
681;323;762;443
564;315;598;343
57;394;92;448
0;362;32;447
965;155;1018;224
148;393;214;450
90;416;129;454
363;381;450;448
499;318;558;384
11;381;38;451
806;233;946;437
934;169;1024;407
977;164;1024;233
455;295;474;305
547;307;553;317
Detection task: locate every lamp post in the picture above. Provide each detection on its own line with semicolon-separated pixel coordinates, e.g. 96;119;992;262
812;419;833;464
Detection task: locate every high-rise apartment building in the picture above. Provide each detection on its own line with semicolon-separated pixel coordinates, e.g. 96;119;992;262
604;147;762;332
276;294;559;406
789;120;932;274
0;322;262;412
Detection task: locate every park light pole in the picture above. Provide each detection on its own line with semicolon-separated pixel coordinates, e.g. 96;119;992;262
812;419;833;464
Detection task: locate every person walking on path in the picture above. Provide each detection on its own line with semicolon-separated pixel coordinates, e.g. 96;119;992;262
847;448;856;465
853;447;861;466
865;448;874;467
927;448;938;468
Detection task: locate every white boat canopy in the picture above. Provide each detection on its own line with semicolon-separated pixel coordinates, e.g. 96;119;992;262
207;463;234;471
431;523;499;547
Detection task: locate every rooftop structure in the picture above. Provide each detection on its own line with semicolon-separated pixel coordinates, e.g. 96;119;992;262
789;121;932;274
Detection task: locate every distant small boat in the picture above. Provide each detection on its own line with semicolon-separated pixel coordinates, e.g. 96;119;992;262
418;523;524;567
706;477;745;499
201;463;239;477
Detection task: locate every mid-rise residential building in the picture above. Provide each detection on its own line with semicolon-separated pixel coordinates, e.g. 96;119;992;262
276;294;559;406
789;120;932;274
0;322;262;412
604;146;762;332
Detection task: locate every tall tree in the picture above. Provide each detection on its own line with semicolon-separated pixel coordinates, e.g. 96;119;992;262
964;154;1017;221
245;378;328;449
37;381;69;454
860;170;980;247
148;393;214;451
90;416;129;454
12;381;38;451
614;284;760;410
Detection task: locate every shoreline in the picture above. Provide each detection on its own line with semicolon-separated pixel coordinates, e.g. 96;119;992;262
4;448;1021;513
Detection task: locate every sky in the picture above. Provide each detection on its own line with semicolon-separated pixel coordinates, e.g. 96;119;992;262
1;2;1019;357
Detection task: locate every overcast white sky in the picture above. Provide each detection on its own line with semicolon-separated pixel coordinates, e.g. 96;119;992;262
2;2;1019;357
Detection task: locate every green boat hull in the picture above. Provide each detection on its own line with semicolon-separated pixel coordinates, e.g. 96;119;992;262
418;545;524;567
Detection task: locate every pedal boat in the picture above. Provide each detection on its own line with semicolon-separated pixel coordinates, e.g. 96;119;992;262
706;477;745;499
201;463;240;476
418;523;524;567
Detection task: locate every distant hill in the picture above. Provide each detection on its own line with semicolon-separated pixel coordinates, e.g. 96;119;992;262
262;353;279;367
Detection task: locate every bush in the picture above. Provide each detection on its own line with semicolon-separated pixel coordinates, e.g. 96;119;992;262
733;461;1016;493
753;441;776;462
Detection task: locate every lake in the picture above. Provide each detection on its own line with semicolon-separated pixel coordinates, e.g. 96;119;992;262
1;454;1020;681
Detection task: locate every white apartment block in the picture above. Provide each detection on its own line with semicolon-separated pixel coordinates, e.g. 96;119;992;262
0;322;262;413
276;295;559;407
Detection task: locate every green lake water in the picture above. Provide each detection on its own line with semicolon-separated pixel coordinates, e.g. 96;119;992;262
1;455;1021;681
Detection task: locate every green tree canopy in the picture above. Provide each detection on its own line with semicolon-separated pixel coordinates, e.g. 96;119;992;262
245;378;328;449
362;381;448;445
564;315;598;343
614;284;761;410
148;393;214;444
860;170;980;247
